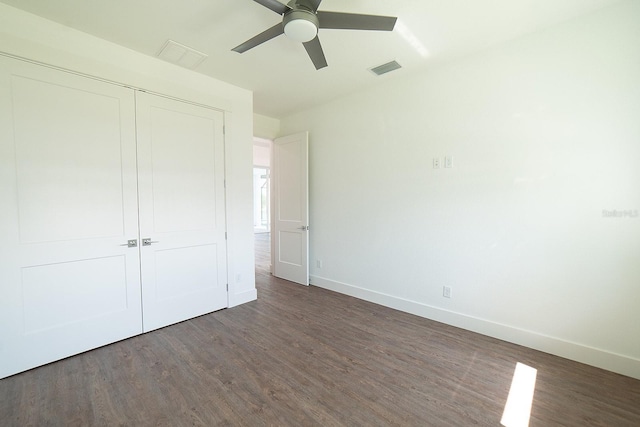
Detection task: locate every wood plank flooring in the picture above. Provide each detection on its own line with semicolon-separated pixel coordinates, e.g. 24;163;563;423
1;233;639;426
254;232;271;276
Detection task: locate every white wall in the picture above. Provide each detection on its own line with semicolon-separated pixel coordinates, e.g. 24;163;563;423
0;3;257;306
281;0;640;379
254;113;281;140
253;140;272;169
253;113;278;167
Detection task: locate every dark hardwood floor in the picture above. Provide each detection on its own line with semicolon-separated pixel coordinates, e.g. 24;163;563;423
1;233;639;426
254;232;271;276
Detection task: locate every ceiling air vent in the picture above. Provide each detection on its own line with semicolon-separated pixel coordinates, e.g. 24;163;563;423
369;60;402;76
157;40;208;70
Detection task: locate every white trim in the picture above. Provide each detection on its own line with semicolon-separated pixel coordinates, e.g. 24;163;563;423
0;51;230;112
310;275;640;380
229;289;258;308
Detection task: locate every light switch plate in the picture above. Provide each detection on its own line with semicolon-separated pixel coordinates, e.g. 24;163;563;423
445;156;453;168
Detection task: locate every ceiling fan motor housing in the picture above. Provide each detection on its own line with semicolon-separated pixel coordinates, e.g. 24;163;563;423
283;9;319;42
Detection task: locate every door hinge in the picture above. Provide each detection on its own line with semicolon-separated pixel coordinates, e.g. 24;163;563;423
225;232;227;240
226;284;229;291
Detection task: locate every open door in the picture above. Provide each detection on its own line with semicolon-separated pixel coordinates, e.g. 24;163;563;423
272;132;309;285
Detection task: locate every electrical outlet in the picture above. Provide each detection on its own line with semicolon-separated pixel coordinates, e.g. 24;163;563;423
443;286;452;298
433;157;441;169
316;259;323;269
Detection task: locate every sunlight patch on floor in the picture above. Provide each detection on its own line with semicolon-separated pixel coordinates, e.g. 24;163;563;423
501;362;538;427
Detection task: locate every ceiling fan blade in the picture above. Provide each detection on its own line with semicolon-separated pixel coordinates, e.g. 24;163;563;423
317;11;397;31
232;23;284;53
253;0;291;15
303;36;328;70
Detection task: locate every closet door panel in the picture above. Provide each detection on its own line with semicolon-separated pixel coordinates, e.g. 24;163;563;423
0;57;142;379
136;92;228;332
12;74;126;242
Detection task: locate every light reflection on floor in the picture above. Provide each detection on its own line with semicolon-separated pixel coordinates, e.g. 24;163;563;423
501;362;538;427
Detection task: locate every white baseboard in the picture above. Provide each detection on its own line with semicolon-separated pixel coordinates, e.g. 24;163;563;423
310;275;640;380
228;288;257;308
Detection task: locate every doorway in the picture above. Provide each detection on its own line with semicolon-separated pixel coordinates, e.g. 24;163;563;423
252;132;309;284
253;138;272;274
253;167;270;233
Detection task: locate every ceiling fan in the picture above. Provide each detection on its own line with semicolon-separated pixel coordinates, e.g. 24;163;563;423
232;0;397;70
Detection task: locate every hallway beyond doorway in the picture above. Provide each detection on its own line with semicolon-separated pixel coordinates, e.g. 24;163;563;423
255;232;270;276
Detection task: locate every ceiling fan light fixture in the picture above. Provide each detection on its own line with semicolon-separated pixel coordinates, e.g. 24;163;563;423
283;10;319;43
233;0;398;71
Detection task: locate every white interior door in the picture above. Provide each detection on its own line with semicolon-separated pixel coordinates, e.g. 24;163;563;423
272;132;309;285
0;57;142;379
136;92;228;332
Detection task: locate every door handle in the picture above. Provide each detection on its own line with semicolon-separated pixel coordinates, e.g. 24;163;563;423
299;226;309;231
120;239;138;248
142;238;159;246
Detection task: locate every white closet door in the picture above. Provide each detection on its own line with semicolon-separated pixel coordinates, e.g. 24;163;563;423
136;92;228;332
0;57;142;379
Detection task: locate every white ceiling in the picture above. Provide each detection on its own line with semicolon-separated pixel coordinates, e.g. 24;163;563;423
1;0;623;118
